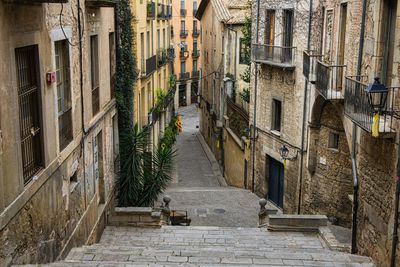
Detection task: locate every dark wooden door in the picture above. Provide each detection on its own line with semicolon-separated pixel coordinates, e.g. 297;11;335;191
267;156;284;208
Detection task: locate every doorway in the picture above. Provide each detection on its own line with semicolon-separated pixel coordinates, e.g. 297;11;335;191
267;156;284;208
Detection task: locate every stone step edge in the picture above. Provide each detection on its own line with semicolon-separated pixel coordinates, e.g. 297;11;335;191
319;226;351;253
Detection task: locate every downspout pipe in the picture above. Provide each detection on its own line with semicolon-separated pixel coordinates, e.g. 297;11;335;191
251;0;261;192
298;0;313;214
351;0;368;254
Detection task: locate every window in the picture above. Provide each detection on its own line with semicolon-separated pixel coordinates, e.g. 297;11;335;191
180;0;185;9
90;35;100;116
282;9;294;62
193;20;198;32
157;29;160;50
93;131;105;203
147;31;151;57
378;0;397;84
265;10;275;45
271;99;282;132
328;132;340;149
193;0;197;11
193;60;198;71
181;61;186;73
162;29;166;48
55;40;73;151
15;45;43;184
239;38;250;64
181;20;186;31
141;33;145;71
109;32;116;98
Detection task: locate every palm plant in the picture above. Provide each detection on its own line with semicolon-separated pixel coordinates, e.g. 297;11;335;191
116;124;176;207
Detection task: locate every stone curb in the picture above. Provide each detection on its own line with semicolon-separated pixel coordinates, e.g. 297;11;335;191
196;132;228;187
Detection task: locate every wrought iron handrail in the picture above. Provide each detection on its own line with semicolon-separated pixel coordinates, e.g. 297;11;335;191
315;60;346;100
252;43;296;68
344;76;399;134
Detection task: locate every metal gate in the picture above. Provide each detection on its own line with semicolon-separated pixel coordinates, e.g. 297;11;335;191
15;45;43;184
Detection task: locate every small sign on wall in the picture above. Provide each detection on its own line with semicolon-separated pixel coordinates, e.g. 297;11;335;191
319;156;327;165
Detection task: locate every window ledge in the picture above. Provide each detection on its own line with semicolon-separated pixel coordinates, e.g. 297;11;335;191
270;130;281;137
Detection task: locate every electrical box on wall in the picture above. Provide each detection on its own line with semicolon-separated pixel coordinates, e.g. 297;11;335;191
46;71;56;85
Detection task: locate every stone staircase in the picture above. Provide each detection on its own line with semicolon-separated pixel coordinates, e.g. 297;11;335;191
21;225;375;266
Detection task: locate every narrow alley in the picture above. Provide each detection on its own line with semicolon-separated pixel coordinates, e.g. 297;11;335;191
163;105;261;227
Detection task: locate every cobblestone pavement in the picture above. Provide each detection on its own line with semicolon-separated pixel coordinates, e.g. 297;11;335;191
161;105;262;227
27;226;374;266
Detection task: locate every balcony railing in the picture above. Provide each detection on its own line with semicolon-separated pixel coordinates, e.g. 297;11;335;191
192;50;200;58
147;2;155;20
141;55;157;78
179;72;190;81
315;60;346;100
192;29;200;38
252;44;296;69
192;70;200;78
157;49;167;67
179;50;189;60
344;76;400;134
180;9;187;17
303;50;321;83
180;30;188;38
167;47;175;61
157;4;169;20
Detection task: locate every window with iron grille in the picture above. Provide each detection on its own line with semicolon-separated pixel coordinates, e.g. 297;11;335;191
15;45;43;184
109;32;116;99
272;99;282;132
91;35;100;115
55;40;73;151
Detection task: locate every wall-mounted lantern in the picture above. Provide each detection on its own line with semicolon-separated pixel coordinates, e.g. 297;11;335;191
366;77;388;137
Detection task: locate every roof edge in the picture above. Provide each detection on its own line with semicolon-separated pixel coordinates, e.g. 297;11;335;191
195;0;210;20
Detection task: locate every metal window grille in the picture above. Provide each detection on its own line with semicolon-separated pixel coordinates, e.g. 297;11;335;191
91;35;100;116
15;45;43;184
55;40;73;151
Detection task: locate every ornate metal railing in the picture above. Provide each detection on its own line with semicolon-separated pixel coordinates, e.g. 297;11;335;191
192;70;200;78
315;60;346;100
192;29;200;38
344;76;400;134
179;72;190;81
192;50;200;58
180;30;188;38
252;44;296;68
303;50;320;83
167;47;175;61
147;2;155;19
141;55;157;78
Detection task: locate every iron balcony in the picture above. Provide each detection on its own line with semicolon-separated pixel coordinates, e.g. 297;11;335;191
303;50;321;83
192;70;200;79
157;49;168;67
315;60;346;100
180;30;188;38
192;50;200;58
141;55;157;78
344;76;400;135
192;29;200;38
179;72;190;81
179;51;189;60
147;2;156;20
252;43;296;69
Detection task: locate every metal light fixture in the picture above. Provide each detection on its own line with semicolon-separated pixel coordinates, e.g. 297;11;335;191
224;77;234;98
279;145;290;159
366;77;388;114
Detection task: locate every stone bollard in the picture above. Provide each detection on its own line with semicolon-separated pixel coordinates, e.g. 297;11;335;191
161;195;171;225
258;198;268;227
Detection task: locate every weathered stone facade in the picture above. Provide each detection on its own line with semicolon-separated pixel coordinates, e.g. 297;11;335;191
250;0;309;213
0;1;118;265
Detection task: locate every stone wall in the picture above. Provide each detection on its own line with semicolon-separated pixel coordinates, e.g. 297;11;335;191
0;1;118;265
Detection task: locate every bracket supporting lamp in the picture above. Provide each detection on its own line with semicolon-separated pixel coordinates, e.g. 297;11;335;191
279;145;298;161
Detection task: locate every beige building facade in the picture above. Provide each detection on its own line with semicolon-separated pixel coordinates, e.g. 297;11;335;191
0;0;118;265
172;0;201;108
132;0;174;149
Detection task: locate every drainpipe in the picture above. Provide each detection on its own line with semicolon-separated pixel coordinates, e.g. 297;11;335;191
77;0;88;209
391;140;400;267
298;0;313;215
351;0;367;254
251;0;261;192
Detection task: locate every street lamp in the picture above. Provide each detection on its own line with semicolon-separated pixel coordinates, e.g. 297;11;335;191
224;77;234;99
366;77;388;113
279;145;290;159
365;77;388;137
